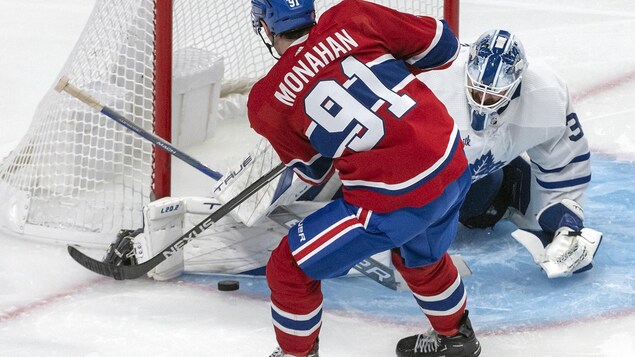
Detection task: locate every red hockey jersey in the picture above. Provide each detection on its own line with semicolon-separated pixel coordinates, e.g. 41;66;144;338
248;0;467;212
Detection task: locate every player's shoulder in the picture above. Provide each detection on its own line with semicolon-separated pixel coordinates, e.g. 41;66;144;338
249;66;288;107
514;58;569;111
325;0;371;14
318;0;388;27
247;76;278;128
248;73;295;132
417;46;467;81
247;78;267;112
522;58;568;94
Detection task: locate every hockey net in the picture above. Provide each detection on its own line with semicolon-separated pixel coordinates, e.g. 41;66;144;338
0;0;459;247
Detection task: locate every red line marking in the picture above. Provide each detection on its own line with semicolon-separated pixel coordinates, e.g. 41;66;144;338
0;277;106;324
478;307;635;336
572;69;635;103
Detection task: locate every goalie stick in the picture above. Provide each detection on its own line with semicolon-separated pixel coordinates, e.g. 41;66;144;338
54;76;223;180
68;163;287;280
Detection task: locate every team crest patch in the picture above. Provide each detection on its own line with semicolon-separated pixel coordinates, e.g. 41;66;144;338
470;150;505;181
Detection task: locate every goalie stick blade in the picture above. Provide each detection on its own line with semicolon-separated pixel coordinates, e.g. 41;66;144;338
450;254;472;278
353;258;399;290
67;246;149;280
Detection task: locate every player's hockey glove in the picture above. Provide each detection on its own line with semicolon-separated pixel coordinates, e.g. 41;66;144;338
511;199;602;278
104;228;143;266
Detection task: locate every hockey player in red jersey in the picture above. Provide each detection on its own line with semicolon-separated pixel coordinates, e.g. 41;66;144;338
249;1;480;356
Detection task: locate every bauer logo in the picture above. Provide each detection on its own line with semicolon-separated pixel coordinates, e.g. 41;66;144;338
355;260;392;282
297;219;307;242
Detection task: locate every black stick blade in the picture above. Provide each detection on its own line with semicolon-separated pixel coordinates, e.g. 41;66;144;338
67;246;149;280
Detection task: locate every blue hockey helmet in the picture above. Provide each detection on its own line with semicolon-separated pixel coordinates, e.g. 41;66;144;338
251;0;316;35
465;30;528;130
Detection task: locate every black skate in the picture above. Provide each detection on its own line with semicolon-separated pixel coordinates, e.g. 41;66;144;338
396;310;481;357
268;339;319;357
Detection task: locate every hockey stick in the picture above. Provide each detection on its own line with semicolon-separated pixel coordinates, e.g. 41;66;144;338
54;76;223;180
68;163;287;280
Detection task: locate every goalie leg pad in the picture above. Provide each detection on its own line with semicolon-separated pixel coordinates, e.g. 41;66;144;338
134;197;186;280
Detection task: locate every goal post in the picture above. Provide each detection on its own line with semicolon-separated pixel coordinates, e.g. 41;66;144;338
0;0;460;247
154;0;173;201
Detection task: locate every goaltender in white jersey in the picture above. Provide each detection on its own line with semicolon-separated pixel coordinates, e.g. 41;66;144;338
417;29;602;278
123;30;602;281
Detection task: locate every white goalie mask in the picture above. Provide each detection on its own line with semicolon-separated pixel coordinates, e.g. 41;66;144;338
465;30;528;130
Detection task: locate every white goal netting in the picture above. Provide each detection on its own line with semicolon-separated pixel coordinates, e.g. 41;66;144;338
0;0;452;247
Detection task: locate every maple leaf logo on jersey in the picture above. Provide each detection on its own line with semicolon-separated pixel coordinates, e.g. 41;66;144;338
470;150;505;181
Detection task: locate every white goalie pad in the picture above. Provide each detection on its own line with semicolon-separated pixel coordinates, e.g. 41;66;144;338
134;197;186;281
133;195;289;279
180;196;287;275
213;137;310;227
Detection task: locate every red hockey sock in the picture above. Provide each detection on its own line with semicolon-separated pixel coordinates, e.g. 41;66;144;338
267;237;322;355
392;251;467;336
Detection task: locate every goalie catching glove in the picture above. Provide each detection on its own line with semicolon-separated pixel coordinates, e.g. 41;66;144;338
102;197;189;280
104;228;142;266
511;199;602;278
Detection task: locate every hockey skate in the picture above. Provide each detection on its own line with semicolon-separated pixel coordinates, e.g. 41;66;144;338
396;311;481;357
268;340;319;357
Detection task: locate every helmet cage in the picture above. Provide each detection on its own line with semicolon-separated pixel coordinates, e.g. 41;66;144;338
465;30;527;115
465;70;521;115
251;2;267;34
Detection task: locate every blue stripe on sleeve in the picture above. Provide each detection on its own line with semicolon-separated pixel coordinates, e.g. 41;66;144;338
531;152;590;174
536;174;591;189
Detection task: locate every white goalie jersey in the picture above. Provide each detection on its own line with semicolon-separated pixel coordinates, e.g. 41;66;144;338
418;48;592;230
135;49;594;280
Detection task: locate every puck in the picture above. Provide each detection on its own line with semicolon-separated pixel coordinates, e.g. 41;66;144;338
218;280;239;291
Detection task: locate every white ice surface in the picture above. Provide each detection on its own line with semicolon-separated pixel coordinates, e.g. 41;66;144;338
1;1;634;356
